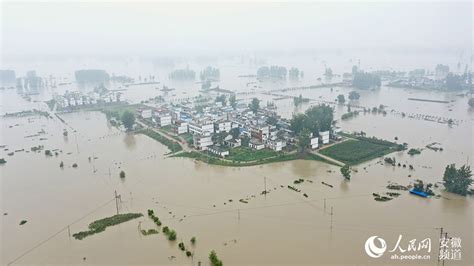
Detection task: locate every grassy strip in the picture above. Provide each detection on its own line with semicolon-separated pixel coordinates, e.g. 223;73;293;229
319;139;396;165
226;147;277;162
73;213;143;240
172;150;337;167
138;129;183;153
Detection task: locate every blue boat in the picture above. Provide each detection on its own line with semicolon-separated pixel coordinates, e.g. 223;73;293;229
409;189;429;198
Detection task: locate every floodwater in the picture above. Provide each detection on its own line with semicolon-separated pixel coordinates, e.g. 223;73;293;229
1;55;473;265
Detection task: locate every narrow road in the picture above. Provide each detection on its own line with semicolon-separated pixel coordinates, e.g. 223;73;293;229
135;120;192;152
310;151;345;167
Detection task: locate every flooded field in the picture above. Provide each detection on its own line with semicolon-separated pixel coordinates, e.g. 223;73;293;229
1;58;473;265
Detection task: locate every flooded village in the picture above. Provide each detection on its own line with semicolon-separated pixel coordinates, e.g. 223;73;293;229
1;1;473;266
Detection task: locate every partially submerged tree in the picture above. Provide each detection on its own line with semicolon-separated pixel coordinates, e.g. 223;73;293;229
121;111;135;131
340;165;351;180
337;94;345;104
443;164;472;196
297;129;311;154
249;98;260;114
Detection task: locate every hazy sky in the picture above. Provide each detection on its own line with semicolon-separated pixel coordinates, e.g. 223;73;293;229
1;1;472;56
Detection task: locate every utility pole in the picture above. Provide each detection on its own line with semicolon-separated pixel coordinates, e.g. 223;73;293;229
114;190;120;215
437;227;443;265
264;176;267;196
67;225;71;238
442;232;449;266
330;207;333;230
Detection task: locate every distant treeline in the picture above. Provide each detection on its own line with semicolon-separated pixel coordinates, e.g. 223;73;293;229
75;69;110;84
169;68;195;80
200;66;220;81
0;70;16;83
352;72;381;89
257;66;287;79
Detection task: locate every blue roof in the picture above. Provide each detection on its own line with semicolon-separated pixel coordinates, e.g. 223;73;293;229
409;189;429;198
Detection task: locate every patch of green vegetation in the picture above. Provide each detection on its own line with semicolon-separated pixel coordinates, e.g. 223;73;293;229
94;103;146;118
173;150;337;167
0;158;6;164
19;220;27;225
162;226;177;241
147;209;162;226
138;129;182;153
141;229;159;236
320;138;397;165
227;147;277;162
209;250;223;266
73;213;143;240
408;148;421;155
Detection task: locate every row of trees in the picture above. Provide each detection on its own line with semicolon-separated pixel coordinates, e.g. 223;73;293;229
290;105;334;153
257;66;287;79
214;94;236;109
352;72;381;89
443;164;472;196
169;68;196;80
337;91;361;104
200;66;220;81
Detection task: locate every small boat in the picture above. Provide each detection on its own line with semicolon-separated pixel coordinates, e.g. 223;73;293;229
409;189;429;198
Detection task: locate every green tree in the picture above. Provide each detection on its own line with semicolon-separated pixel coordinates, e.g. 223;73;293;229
249;98;260;114
229;94;236;108
290;113;306;135
443;164;473;195
297;129;311;153
340;165;351;180
121;111;135;131
215;95;227;106
304;104;334;133
241;135;250;147
266;116;278;126
229;127;240;139
468;98;474;108
348;91;360;100
337;94;345;103
209;250;223;266
119;170;126;178
212;132;228;145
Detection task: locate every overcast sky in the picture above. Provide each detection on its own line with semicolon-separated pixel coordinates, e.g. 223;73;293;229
1;1;472;56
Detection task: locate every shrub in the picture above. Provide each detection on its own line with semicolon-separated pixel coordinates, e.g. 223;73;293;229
119;170;126;178
209;250;223;266
191;236;196;244
168;230;177;241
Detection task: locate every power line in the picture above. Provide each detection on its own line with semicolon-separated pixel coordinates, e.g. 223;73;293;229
7;198;116;266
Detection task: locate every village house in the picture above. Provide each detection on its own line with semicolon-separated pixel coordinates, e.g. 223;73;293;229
319;131;330;144
154;111;172;127
249;139;265;150
138;108;152;119
188;121;214;135
310;135;319;149
214;120;232;133
193;133;213;150
172;120;188;135
207;145;230;157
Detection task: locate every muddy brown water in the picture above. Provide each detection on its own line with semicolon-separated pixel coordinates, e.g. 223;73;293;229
1;58;473;265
